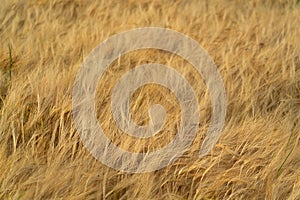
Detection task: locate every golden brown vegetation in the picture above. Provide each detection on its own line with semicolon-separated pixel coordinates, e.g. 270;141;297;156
1;0;300;199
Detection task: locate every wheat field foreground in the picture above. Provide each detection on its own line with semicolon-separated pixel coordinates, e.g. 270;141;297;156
0;0;300;199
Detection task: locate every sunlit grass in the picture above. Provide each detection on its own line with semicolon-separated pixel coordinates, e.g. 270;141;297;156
0;0;299;199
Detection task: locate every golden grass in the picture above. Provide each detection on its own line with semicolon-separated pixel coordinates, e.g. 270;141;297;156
1;0;300;199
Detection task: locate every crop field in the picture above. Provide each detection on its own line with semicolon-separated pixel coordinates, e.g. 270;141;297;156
0;0;300;199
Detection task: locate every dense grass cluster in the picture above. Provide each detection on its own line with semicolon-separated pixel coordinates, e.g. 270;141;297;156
0;0;300;199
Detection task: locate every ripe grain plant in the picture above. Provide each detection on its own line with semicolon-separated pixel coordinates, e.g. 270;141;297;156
0;0;300;199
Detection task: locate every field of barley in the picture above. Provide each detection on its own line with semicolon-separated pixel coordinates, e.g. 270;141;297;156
1;0;300;199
